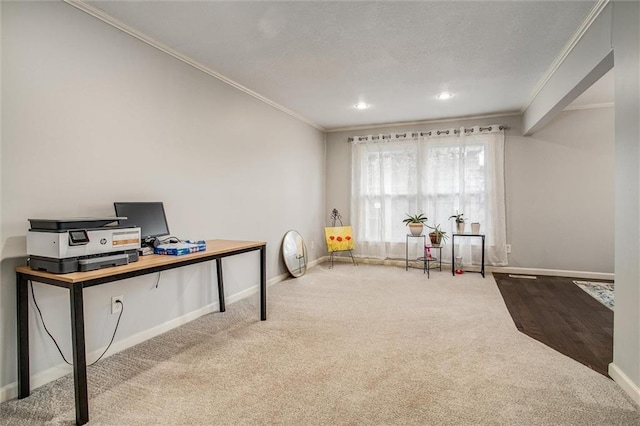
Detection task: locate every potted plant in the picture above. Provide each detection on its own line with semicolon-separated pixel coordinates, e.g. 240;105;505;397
403;213;428;236
449;213;466;234
426;223;448;247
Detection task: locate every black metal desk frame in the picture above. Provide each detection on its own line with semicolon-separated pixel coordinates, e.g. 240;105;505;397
16;242;267;425
451;233;485;277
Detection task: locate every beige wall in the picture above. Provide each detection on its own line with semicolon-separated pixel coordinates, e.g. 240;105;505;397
1;1;325;393
326;108;615;273
612;0;640;400
512;107;614;272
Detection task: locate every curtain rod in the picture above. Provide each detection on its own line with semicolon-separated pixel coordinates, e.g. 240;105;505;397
347;125;509;143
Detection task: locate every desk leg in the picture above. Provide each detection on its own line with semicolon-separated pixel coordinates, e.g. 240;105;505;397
17;273;30;398
260;246;267;321
70;285;89;425
215;259;226;312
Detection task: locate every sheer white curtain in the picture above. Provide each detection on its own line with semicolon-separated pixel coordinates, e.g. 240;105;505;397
351;126;507;266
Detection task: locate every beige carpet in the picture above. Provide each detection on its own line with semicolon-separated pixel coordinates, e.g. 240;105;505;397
2;264;639;425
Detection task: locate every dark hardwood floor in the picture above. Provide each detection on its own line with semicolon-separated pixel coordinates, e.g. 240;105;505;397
493;273;613;377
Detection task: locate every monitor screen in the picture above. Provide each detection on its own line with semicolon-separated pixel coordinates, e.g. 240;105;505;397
114;202;170;242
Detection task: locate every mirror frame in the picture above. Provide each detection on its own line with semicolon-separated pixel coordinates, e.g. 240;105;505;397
282;230;308;278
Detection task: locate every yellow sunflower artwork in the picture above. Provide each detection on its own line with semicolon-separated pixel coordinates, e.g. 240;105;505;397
325;226;354;252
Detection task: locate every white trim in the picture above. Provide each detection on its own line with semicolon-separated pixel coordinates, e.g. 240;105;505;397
0;262;302;403
609;363;640;406
308;256;329;268
520;0;611;114
329;257;615;281
327;112;520;134
491;266;614;281
63;0;325;132
563;102;614;111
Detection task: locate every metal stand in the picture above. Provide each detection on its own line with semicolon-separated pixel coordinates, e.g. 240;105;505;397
419;246;443;279
328;209;357;268
451;233;485;278
405;234;426;271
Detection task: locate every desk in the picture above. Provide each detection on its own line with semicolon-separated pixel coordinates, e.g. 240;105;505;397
16;239;266;425
451;233;485;277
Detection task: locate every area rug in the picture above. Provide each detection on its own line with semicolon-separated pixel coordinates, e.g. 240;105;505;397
574;280;614;310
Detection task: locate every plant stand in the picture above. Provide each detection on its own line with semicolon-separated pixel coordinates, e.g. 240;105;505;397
419;246;442;278
405;234;426;271
451;233;485;278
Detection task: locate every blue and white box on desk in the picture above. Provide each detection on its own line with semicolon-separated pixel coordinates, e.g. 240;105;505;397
154;241;207;256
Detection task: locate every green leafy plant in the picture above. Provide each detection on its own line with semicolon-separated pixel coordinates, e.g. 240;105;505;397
448;213;465;224
426;223;449;243
402;213;428;225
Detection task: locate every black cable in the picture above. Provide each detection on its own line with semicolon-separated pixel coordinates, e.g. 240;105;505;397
30;281;71;365
89;300;123;366
30;281;124;366
158;235;181;243
155;271;162;289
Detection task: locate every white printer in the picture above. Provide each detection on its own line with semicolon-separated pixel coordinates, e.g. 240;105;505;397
27;217;141;274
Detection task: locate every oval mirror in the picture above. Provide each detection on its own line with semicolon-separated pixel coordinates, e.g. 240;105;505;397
282;230;307;277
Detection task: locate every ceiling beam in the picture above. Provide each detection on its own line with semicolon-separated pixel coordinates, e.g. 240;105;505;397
522;1;613;135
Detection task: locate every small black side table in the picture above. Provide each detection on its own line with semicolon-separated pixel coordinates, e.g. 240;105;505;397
405;234;426;271
451;233;485;278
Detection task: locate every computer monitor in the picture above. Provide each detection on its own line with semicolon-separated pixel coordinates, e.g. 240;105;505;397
114;202;170;244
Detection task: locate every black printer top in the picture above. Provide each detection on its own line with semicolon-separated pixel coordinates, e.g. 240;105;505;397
28;217;126;231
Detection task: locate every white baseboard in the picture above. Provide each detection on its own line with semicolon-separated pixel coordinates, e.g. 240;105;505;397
0;265;299;404
329;256;407;268
492;266;614;281
609;362;640;406
327;257;615;281
309;256;329;267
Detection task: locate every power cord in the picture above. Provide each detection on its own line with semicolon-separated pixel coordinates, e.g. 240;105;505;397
158;236;181;244
30;281;124;366
155;271;162;289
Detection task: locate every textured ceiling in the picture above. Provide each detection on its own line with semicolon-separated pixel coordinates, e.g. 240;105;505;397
85;1;596;130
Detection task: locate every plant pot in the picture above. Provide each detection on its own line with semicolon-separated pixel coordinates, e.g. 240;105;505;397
456;222;465;234
471;222;480;234
429;232;442;247
408;223;424;236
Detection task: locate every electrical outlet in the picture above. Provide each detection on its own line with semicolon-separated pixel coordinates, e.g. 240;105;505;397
111;295;123;314
506;244;512;254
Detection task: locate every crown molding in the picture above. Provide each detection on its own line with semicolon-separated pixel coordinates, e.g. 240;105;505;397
563;102;614;111
326;111;521;134
520;0;611;114
64;0;326;132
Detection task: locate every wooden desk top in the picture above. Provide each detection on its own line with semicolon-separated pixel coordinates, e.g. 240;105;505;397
16;239;265;284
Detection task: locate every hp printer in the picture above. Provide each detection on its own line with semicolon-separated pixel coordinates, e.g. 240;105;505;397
27;217;141;274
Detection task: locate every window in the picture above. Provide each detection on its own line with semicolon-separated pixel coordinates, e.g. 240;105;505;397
351;127;507;266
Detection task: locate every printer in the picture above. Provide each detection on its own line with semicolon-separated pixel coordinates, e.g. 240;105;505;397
27;217;141;274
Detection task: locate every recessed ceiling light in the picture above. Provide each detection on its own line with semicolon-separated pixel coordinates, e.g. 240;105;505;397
354;102;370;109
436;92;453;100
